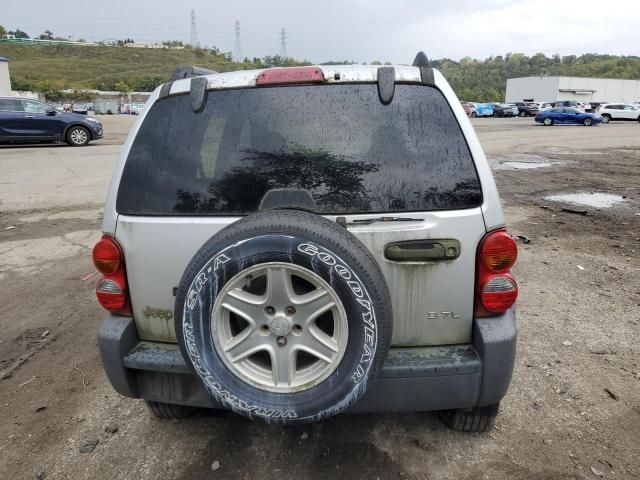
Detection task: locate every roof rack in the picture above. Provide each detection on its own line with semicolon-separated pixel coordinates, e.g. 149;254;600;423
170;65;218;81
412;51;430;67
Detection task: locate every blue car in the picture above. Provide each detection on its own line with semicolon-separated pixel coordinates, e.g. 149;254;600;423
0;97;103;146
535;107;603;126
468;102;494;117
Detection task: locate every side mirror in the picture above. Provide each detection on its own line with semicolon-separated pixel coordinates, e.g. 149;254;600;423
46;107;56;115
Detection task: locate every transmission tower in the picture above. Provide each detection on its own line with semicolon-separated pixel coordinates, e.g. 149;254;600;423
234;20;243;62
279;28;287;58
189;9;200;48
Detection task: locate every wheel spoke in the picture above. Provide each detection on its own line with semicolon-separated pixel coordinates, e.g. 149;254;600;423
224;328;268;363
220;288;264;324
266;266;294;306
295;288;336;327
271;347;296;387
295;325;339;363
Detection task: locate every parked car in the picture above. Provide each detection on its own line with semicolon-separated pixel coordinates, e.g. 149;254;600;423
514;102;538;117
588;102;607;111
0;97;103;146
491;103;518;117
468;102;494;117
552;100;579;109
96;60;518;432
461;101;471;116
533;102;553;112
72;103;88;115
535;107;603;126
595;103;640;123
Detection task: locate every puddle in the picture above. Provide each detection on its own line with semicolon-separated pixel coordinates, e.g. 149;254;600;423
544;192;625;208
543;147;605;156
490;154;558;170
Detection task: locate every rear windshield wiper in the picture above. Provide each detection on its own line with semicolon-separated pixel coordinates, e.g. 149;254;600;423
336;216;424;226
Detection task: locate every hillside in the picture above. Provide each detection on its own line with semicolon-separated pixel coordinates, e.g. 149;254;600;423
1;43;639;102
0;42;272;92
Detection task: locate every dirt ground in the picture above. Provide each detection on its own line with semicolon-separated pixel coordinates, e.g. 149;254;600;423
1;116;639;480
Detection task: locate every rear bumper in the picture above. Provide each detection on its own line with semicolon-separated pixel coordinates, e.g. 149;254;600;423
98;310;516;413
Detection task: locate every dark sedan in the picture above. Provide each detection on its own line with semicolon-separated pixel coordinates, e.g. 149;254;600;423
515;102;539;117
535;107;603;126
491;103;518;117
0;97;103;146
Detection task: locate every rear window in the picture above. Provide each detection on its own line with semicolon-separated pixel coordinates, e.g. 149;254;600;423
116;84;481;216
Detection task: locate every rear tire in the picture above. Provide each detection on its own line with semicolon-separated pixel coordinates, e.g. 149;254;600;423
470;111;477;118
519;110;526;117
439;403;500;433
543;117;553;126
602;114;611;124
583;118;593;126
66;126;90;146
145;400;197;419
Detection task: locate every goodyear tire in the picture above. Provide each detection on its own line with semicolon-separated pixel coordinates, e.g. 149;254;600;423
174;209;392;424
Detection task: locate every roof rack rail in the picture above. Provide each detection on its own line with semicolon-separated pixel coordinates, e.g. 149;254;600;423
412;51;430;67
170;65;218;81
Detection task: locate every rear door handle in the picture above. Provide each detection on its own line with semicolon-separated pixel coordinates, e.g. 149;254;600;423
384;239;460;262
24;115;34;118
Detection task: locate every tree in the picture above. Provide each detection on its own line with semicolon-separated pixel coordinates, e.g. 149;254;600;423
9;28;29;39
115;81;132;110
39;30;53;40
0;25;6;36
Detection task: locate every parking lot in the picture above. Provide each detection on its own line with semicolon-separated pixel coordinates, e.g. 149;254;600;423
1;116;639;479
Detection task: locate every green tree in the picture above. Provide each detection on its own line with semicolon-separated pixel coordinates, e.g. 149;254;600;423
9;28;29;39
0;25;7;36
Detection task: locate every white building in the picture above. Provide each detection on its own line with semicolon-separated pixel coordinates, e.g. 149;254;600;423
505;76;640;104
0;57;11;95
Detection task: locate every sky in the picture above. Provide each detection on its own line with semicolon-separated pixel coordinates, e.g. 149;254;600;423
2;0;640;63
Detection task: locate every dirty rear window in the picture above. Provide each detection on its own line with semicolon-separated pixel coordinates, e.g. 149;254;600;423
116;84;482;215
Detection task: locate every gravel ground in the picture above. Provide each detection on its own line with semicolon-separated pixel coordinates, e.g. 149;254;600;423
0;116;638;479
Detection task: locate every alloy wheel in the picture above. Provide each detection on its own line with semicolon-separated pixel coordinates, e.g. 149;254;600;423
211;262;349;393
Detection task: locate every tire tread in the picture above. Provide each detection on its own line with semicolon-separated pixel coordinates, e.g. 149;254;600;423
439;402;500;433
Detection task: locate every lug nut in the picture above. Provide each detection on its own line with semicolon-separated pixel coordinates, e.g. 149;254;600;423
292;324;302;334
285;306;296;316
276;336;287;347
265;306;276;316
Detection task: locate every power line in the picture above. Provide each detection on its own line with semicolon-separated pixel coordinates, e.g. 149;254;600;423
234;20;243;62
189;9;200;48
279;27;287;58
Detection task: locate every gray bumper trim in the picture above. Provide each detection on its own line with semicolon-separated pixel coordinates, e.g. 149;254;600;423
99;310;516;413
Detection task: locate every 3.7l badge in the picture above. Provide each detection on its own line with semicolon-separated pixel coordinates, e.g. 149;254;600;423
427;311;460;320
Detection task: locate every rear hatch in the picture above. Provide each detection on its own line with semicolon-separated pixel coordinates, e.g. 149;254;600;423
114;78;487;346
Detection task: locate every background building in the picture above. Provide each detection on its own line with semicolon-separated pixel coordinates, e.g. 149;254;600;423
0;57;11;95
506;76;640;103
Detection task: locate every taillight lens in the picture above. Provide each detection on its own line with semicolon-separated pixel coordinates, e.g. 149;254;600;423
256;67;325;86
480;231;517;273
476;229;518;317
92;235;132;316
92;236;122;274
96;278;127;311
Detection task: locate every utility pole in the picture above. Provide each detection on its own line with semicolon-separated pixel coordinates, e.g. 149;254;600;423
279;28;287;58
234;20;243;62
189;9;200;48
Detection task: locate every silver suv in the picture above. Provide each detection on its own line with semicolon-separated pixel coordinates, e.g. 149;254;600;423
96;54;518;432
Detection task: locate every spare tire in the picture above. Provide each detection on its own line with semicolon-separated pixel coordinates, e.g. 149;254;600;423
174;209;392;424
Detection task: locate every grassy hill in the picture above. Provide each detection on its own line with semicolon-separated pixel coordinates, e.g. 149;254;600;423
0;42;266;92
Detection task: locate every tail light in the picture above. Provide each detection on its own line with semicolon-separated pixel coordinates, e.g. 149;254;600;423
92;235;132;316
475;230;518;317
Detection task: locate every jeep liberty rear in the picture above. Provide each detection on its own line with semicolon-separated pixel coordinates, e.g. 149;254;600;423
96;57;517;432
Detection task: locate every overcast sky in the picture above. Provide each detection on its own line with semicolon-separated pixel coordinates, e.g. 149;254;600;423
2;0;639;63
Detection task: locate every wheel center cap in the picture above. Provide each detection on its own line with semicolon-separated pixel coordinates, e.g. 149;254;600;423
270;316;292;336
